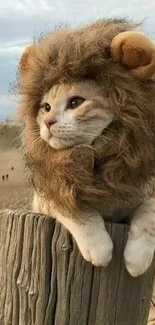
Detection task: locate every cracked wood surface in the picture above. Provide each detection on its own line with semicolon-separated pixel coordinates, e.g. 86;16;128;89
0;209;155;325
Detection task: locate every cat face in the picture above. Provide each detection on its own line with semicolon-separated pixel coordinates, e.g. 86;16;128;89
37;80;113;149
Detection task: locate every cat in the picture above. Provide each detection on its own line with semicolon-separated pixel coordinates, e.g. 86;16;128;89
34;81;114;267
17;18;155;277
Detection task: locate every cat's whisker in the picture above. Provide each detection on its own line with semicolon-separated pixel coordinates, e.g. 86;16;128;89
4;134;22;152
70;131;111;141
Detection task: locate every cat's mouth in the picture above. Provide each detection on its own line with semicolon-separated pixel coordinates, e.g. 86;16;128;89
46;128;65;140
50;132;71;141
51;134;65;139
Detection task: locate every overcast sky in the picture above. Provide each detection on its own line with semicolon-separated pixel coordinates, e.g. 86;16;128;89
0;0;155;120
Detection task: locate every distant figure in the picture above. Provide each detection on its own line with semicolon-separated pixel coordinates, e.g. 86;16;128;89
6;174;9;180
2;175;5;181
11;166;14;170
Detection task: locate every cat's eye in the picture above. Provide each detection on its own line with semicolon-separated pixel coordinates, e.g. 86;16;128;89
44;103;51;112
68;97;85;109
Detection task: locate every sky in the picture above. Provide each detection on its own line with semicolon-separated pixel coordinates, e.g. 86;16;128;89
0;0;155;121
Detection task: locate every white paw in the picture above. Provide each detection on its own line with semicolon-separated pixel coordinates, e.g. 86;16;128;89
77;228;113;267
124;234;154;277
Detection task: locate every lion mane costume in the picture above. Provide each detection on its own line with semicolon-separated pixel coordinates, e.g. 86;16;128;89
18;18;155;221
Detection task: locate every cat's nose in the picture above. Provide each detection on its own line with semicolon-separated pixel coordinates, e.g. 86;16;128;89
44;119;56;129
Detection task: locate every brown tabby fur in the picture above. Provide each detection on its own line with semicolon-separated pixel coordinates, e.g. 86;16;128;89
17;18;155;218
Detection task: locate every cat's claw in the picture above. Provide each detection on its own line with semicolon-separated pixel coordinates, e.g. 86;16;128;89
124;234;154;277
77;229;113;267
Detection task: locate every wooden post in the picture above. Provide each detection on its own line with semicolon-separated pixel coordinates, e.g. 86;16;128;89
0;209;154;325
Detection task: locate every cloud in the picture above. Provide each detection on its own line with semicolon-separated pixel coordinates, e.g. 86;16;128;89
0;96;17;120
0;45;25;54
0;50;20;95
1;0;155;45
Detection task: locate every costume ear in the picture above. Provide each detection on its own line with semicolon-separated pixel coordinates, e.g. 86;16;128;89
19;45;37;75
111;31;155;80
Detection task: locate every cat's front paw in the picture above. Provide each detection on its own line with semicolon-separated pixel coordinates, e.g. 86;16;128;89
78;229;113;267
124;235;154;277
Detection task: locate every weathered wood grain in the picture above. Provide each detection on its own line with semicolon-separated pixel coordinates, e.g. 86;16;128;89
0;209;155;325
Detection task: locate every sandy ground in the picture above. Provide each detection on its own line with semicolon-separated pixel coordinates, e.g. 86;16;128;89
0;121;154;323
0;149;33;210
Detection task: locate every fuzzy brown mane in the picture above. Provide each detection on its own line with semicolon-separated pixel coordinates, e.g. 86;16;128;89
17;18;155;216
